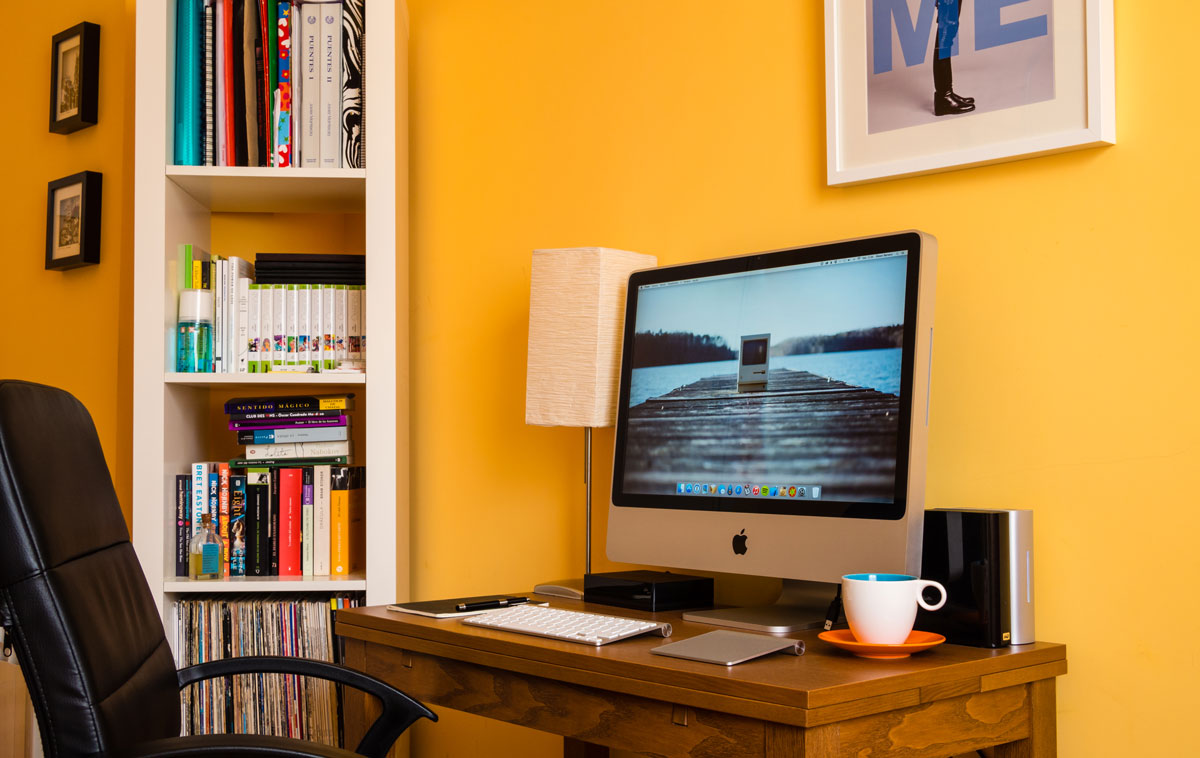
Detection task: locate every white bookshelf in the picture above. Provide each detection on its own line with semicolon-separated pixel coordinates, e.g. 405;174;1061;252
132;1;408;649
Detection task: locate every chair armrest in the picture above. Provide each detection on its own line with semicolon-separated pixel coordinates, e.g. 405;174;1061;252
177;656;436;758
121;733;366;758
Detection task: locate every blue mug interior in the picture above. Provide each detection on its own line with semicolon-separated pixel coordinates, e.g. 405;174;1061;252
843;573;916;582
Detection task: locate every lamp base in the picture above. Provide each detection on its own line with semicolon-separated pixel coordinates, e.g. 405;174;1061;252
532;578;585;600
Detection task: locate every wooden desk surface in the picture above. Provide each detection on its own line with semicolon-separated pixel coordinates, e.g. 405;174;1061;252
337;598;1066;757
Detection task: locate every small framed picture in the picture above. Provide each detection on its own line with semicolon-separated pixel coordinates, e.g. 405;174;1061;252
49;22;100;134
46;172;102;270
824;0;1114;185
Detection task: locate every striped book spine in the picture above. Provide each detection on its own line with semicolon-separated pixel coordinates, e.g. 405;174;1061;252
203;0;215;165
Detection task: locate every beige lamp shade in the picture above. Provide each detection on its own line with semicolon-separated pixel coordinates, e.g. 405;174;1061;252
525;247;658;428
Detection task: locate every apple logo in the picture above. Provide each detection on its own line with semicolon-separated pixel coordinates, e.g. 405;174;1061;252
732;529;748;555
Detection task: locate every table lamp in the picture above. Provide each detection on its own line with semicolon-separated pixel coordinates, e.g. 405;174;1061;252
525;247;657;599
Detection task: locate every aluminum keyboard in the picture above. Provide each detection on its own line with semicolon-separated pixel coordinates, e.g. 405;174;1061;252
462;604;673;646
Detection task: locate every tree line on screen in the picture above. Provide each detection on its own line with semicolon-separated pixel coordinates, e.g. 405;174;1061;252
631;325;903;368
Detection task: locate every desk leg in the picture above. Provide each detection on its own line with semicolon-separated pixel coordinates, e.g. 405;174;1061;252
564;737;609;758
766;723;839;757
993;679;1057;758
342;639;382;750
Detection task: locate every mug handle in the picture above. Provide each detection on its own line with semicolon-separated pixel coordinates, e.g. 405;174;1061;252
916;580;947;611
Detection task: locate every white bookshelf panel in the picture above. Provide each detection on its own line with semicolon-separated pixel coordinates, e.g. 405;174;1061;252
165;574;367;594
167;166;367;213
164;373;367;387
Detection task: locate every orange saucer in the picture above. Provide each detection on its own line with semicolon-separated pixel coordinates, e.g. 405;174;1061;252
818;629;945;659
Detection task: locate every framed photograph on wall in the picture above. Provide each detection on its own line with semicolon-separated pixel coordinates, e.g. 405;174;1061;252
824;0;1114;185
45;172;102;270
49;22;100;134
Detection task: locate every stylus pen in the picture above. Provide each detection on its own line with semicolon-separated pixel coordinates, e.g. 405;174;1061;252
456;597;530;612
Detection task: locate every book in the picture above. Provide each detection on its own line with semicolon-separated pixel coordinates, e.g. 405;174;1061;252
247;284;261;372
176;474;191;577
229;474;246;576
330;466;364;575
215;0;227;164
334;285;348;364
229;416;348;430
203;0;216;165
278;468;302;576
297;284;312;365
321;284;335;369
218;462;231;575
271;284;286;367
302;467;314;576
308;284;323;369
240;0;261;167
298;3;321;167
275;0;293;167
232;0;249;166
340;0;364;168
175;0;203;166
312;464;330;575
236;275;251;372
230;408;345;421
208;471;219;547
224;394;355;413
269;467;281;575
244;441;352;459
221;0;237;165
229;455;351;467
236;425;349;443
245;467;269;576
191;462;214;537
318;2;341;167
347;285;361;362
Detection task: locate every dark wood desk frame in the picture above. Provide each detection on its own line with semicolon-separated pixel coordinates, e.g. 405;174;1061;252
336;601;1066;758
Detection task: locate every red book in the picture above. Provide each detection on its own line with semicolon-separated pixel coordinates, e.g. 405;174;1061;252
278;467;302;575
218;463;231;576
222;0;237;165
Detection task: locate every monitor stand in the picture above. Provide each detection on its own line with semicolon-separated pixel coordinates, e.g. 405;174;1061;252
682;579;838;634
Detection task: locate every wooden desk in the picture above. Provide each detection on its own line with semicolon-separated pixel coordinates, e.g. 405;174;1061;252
336;601;1066;758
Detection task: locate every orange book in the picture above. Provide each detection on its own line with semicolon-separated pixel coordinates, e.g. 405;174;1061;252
330;466;364;575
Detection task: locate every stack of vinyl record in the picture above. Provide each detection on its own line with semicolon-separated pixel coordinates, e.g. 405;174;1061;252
254;253;365;285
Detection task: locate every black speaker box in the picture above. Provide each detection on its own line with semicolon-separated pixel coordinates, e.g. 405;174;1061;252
583;570;714;612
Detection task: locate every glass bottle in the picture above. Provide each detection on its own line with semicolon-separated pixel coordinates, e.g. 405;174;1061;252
189;513;225;580
176;288;214;373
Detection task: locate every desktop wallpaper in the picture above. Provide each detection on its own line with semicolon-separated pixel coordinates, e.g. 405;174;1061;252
622;254;908;503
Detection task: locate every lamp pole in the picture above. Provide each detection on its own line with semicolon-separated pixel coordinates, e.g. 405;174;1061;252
584;427;592;575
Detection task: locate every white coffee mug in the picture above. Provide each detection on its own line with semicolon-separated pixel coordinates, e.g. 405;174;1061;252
842;573;947;645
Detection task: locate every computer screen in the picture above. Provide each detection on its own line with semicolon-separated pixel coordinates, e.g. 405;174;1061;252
606;231;936;631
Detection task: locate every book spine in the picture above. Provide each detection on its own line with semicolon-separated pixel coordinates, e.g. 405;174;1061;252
330;466;349;575
237;425;349;444
175;474;191;577
278;468;302;576
262;0;277;166
246;467;269;576
232;0;248;166
285;284;298;364
218;463;231;575
299;4;320;167
222;0;237;165
224;256;239;372
229;455;349;467
318;3;341;167
208;472;219;552
272;284;286;368
229;416;347;430
275;1;293;167
313;464;330;575
241;0;259;167
230;475;246;576
247;284;260;372
347;285;361;362
359;284;366;365
269;467;281;575
213;257;225;372
174;0;202;166
237;276;250;373
340;0;364;168
321;284;335;370
224;394;353;413
302;467;314;576
309;284;323;370
297;284;311;365
230;408;344;420
334;284;347;365
215;0;227;165
244;441;351;459
191;462;209;537
180;243;193;290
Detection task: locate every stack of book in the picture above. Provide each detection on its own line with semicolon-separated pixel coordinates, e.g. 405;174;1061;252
175;594;362;740
177;247;367;374
173;0;366;169
175;393;364;578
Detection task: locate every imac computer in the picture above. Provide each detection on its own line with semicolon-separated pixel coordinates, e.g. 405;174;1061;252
606;231;936;633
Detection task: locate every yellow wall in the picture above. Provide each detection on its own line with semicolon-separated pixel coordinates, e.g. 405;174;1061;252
407;1;1199;757
2;2;136;526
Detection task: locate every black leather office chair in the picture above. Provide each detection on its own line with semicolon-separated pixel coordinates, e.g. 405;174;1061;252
0;380;435;758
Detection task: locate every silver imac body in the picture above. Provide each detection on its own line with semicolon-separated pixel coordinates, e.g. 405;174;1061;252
607;231;936;633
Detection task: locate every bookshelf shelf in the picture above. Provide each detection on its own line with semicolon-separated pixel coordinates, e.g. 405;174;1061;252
133;0;408;659
164;372;367;387
166;166;367;213
165;574;367;594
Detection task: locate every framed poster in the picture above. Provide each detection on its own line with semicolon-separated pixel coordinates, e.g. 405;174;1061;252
825;0;1114;185
49;22;100;134
45;171;102;270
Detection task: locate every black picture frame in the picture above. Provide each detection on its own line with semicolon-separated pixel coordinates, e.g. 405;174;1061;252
49;22;100;134
45;171;102;271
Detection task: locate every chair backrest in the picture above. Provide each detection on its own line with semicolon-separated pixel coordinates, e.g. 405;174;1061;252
0;380;180;757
